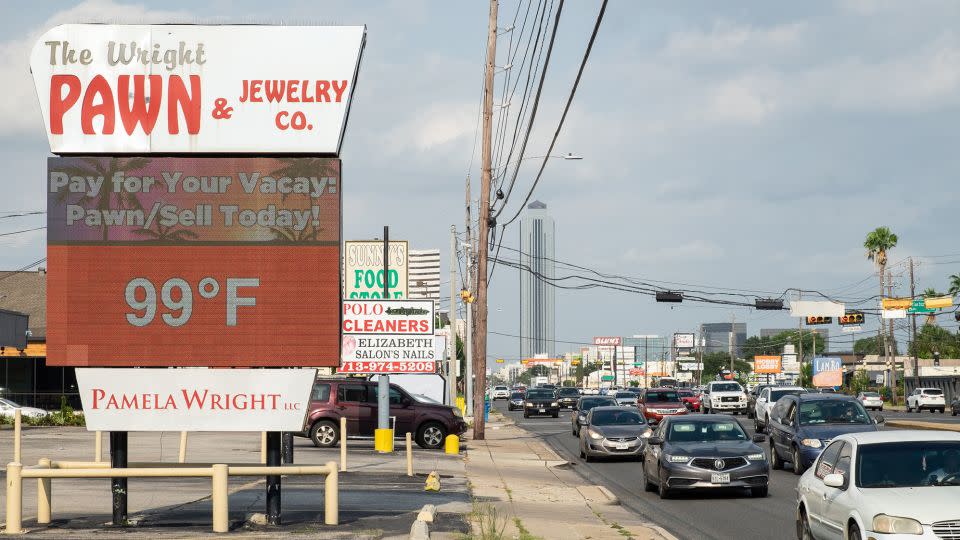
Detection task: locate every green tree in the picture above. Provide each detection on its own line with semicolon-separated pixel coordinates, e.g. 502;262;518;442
575;361;603;384
848;370;871;394
923;288;942;298
949;274;960;296
912;324;960;359
57;157;151;241
864;226;898;361
798;362;813;388
701;352;752;381
854;336;899;356
528;365;550;377
766;330;827;359
562;379;576;387
741;335;782;360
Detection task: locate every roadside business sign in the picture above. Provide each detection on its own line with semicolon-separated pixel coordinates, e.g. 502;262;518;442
46;156;341;367
812;357;843;388
679;362;703;371
30;24;366;154
629;368;644;376
76;368;316;431
673;333;695;349
593;336;621;347
341;300;434;335
754;355;782;374
344;240;408;299
338;299;437;374
601;375;614;382
882;309;907;319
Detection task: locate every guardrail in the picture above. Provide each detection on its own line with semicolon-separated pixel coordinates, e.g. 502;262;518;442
5;459;338;534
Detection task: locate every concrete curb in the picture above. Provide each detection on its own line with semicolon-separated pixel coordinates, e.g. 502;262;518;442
596;485;620;505
887;419;960;432
409;504;435;539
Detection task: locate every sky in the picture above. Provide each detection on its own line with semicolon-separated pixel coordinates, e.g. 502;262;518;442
1;0;959;365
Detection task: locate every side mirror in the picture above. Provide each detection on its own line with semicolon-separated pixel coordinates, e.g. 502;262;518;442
823;473;846;488
752;434;766;443
648;436;664;446
874;414;885;424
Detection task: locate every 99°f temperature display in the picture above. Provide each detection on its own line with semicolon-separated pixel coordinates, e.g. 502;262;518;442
125;277;258;327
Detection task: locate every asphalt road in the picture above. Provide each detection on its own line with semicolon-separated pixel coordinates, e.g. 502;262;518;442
494;399;960;540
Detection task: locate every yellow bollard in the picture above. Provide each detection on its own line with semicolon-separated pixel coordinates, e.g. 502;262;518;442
260;432;267;464
178;431;188;463
37;458;51;524
211;464;229;533
405;432;413;477
339;417;347;472
13;409;21;465
94;431;102;463
374;428;394;453
6;462;22;534
444;434;460;455
324;461;338;525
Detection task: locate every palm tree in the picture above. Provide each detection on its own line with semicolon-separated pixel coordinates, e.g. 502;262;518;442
864;227;898;398
949;274;960;297
267;158;339;242
56;157;151;241
923;288;942;298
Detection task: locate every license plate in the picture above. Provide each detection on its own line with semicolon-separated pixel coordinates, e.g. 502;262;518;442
615;443;629;450
539;408;545;413
711;473;730;484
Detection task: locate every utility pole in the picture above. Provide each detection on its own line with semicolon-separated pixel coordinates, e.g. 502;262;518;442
887;271;897;403
910;257;918;387
729;313;735;376
879;269;888;388
465;243;473;416
473;0;498;440
449;226;458;406
376;226;391;450
643;337;649;389
797;292;804;381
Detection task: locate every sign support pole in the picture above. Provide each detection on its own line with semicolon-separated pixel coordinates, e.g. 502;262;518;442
376;226;393;452
282;432;294;464
266;431;281;524
110;431;128;526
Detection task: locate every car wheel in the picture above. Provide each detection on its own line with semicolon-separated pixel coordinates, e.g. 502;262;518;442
552;411;559;418
849;522;862;540
792;446;806;475
523;412;529;418
747;408;754;419
754;417;761;432
642;463;656;492
572;426;578;436
796;507;814;540
416;421;446;450
657;470;671;499
579;446;586;459
751;486;768;498
953;407;958;416
309;420;340;448
770;442;784;470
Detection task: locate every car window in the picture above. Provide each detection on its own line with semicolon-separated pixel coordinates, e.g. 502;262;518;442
786;402;797;425
833;442;852;484
337;384;368;403
558;388;580;396
799;400;871;425
370;386;404;405
510;392;524;399
923;389;943;395
711;383;742;392
591;410;645;426
816;441;844;480
666;420;748;442
770;389;803;402
580;398;616;410
526;390;555;399
759;388;768;399
311;383;331;402
615;392;636;399
645;391;680;402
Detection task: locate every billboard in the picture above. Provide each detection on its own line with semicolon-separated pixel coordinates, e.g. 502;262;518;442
754;355;782;374
338;299;437;374
812;357;843;387
344;240;408;299
673;333;695;349
30;25;365;154
593;336;621;346
76;368;315;431
341;300;434;335
46;156;341;366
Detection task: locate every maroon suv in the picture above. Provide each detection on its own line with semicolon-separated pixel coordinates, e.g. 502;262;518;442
300;379;467;449
637;387;688;425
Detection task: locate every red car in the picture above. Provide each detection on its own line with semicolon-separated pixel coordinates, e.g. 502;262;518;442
678;389;701;412
637;387;688;424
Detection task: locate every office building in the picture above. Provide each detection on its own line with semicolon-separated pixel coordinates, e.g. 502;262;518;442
701;322;747;356
407;249;440;309
520;201;556;358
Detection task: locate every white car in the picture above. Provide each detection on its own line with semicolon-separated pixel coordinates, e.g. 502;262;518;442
796;430;960;540
0;398;48;419
702;381;748;415
856;392;884;411
907;388;946;413
491;386;510;400
754;386;805;432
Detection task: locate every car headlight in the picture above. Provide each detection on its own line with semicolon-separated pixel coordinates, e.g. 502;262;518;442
872;514;923;535
587;429;604;440
801;438;822;448
676;408;686;413
641;430;652;438
747;453;765;461
524;402;533;407
551;402;559;407
666;454;690;463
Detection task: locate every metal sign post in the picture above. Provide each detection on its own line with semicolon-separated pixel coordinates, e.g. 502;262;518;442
110;432;128;525
376;226;392;452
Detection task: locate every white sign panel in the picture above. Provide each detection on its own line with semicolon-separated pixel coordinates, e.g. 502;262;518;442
842;325;863;333
31;24;365;154
673;333;695;349
341;299;434;335
679;362;704;371
340;335;438;373
882;309;907;319
790;300;845;318
76;368;316;431
344;240;408;299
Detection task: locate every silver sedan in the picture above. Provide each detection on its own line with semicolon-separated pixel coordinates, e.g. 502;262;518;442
579;406;651;461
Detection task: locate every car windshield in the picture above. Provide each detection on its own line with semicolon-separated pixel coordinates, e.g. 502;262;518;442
494;386;507;391
666;420;748;442
862;392;880;398
799;400;872;425
645;391;679;402
510;392;524;399
770;389;804;401
526;390;555;399
591;410;646;426
858;442;960;488
580;398;616;411
711;383;741;392
923;389;944;395
558;388;580;396
615;392;636;399
678;390;694;397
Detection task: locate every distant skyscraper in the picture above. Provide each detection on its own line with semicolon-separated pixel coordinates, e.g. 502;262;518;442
701;322;747;356
408;249;440;309
520;201;555;358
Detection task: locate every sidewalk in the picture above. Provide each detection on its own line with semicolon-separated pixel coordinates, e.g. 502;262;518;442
463;414;675;540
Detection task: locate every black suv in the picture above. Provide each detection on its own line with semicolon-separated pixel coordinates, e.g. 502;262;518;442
556;387;581;409
523;388;560;418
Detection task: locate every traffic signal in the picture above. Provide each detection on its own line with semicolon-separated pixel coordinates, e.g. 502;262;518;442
460;289;475;304
656;291;683;303
838;312;864;326
755;298;784;310
806;316;833;325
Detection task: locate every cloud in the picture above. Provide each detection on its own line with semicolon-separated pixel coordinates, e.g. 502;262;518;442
0;0;189;137
381;101;478;154
663;20;805;61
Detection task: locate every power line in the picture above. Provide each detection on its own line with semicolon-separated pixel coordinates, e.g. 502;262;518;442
0;226;46;238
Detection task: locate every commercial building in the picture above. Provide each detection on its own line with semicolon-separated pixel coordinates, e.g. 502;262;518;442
760;328;794;339
701;322;747;356
520;201;556;358
407;248;440;309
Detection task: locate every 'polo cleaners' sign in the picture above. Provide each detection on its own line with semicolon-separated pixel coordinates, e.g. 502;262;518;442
30;24;365;154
